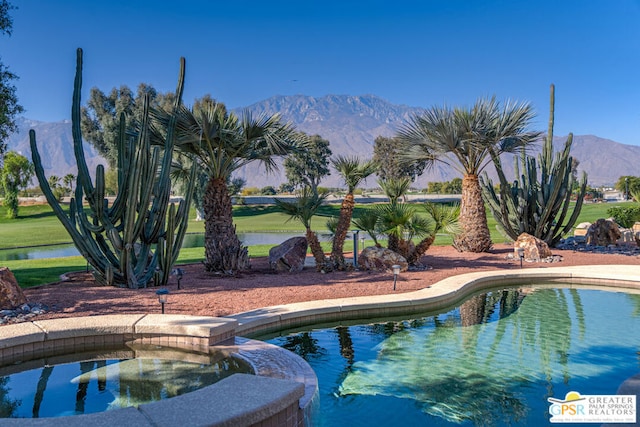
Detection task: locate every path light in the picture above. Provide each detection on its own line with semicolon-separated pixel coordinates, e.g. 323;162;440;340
156;289;169;314
352;230;360;267
392;264;401;291
517;247;525;268
360;235;365;250
172;268;184;290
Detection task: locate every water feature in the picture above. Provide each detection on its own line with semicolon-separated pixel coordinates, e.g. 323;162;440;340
0;232;311;261
0;345;253;418
265;287;640;426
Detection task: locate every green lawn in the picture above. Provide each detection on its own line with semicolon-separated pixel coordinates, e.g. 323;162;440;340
0;200;632;287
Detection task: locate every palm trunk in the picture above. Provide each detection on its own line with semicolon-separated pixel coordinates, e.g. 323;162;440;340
453;174;492;252
307;227;330;272
330;193;355;270
388;233;400;253
407;234;436;265
203;177;249;273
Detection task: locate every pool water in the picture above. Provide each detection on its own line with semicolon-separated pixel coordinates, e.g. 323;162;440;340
267;287;640;426
0;349;252;418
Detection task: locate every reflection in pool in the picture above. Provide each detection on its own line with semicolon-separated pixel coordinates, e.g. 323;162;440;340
267;288;640;426
0;346;252;418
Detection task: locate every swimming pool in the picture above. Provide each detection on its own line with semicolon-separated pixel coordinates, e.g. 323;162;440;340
266;287;640;426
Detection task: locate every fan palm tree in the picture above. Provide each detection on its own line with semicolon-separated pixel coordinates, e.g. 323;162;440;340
274;188;331;272
153;100;304;273
406;202;460;264
375;202;432;257
378;176;411;205
330;156;377;270
397;97;539;252
351;208;382;248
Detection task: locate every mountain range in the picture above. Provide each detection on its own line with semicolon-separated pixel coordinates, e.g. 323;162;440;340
6;94;640;188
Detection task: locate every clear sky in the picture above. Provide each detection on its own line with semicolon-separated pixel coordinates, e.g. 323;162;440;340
3;0;640;145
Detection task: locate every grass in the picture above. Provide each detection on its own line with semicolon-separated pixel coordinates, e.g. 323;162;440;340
0;200;633;287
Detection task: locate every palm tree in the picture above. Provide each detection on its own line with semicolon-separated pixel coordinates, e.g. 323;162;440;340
153;99;303;273
375;202;432;258
397;97;539;252
351;208;382;248
378;176;411;205
330;156;377;270
406;202;460;264
274;188;331;272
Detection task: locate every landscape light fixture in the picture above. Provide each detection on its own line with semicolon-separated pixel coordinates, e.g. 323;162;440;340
172;268;184;290
352;230;360;267
517;247;525;269
392;264;401;290
359;235;366;250
156;288;169;314
625;177;629;201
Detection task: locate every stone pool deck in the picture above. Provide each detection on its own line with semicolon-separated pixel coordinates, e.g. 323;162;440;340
0;264;638;426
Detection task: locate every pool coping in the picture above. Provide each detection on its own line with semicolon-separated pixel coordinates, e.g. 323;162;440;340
226;264;640;338
0;264;638;426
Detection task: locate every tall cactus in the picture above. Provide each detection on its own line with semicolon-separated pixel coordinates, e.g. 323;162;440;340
30;48;196;288
480;84;587;247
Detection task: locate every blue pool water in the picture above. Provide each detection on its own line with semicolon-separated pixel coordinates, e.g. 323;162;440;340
266;287;640;426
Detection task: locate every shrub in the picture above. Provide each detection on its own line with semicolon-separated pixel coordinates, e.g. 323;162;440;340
606;206;640;228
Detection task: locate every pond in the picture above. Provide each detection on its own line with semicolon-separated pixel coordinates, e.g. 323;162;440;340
265;287;640;426
0;345;253;418
0;232;315;261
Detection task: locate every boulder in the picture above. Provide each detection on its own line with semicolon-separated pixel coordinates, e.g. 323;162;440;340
585;218;622;246
0;267;27;310
268;237;308;273
357;247;408;272
514;233;552;261
573;222;591;237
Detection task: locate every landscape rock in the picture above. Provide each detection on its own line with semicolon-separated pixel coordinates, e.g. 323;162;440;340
358;247;408;272
514;233;553;261
268;237;308;273
0;267;28;310
585;218;622;246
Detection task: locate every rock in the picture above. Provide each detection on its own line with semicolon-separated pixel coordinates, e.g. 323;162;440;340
268;237;308;272
573;222;591;237
617;228;635;244
585;218;622;246
514;233;552;261
357;247;408;272
0;267;27;310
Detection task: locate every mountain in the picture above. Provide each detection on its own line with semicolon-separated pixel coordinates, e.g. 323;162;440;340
5;117;105;179
6;95;640;188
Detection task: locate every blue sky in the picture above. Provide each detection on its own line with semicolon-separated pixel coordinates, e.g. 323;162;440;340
3;0;640;145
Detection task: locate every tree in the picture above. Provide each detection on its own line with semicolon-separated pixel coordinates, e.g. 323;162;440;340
284;134;332;196
378;176;411;205
330;156;377;269
62;173;75;196
153;98;304;273
372;136;426;181
396;97;539;252
274;187;331;272
0;151;33;218
0;1;23;159
80;83;174;166
615;176;640;200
